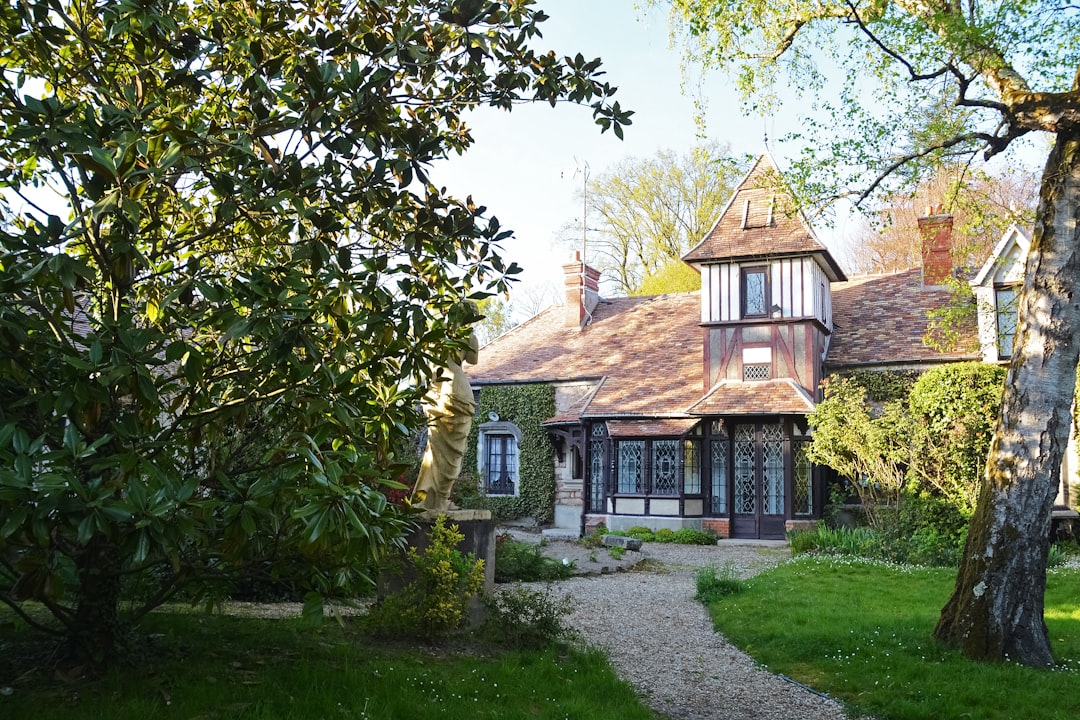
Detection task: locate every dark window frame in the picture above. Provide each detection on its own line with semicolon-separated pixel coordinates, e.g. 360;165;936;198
741;265;770;319
484;432;518;496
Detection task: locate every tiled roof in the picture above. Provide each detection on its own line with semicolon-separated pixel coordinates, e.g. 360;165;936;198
688;379;815;415
469;293;704;418
683;154;845;280
827;269;979;368
605;419;701;437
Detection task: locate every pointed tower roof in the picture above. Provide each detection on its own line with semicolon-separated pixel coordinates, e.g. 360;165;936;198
682;153;846;281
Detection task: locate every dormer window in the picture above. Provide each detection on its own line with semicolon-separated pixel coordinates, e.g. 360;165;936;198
996;285;1018;360
741;266;769;318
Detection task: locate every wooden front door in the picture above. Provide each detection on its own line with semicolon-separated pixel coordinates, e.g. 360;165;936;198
731;421;787;539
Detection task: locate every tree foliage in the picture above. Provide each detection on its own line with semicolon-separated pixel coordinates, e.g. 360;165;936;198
809;363;1006;531
848;166;1038;274
664;0;1080;666
807;376;909;529
577;141;743;295
907;363;1008;516
0;0;628;665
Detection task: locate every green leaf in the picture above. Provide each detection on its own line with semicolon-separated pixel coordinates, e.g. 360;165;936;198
301;591;324;626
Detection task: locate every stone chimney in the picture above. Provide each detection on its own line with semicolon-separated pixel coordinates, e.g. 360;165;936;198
562;251;600;329
918;205;954;287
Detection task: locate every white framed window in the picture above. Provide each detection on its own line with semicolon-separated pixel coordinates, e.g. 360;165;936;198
995;285;1018;360
477;421;521;496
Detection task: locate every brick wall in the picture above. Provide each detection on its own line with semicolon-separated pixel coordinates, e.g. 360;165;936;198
702;518;730;539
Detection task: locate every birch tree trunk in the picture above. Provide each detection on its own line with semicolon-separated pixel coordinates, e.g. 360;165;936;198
934;133;1080;666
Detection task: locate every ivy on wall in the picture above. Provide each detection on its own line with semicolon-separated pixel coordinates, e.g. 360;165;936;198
457;384;557;523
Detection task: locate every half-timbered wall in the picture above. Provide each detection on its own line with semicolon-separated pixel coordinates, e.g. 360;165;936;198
704;321;828;393
699;257;833;328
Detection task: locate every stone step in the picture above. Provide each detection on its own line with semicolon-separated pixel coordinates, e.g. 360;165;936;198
540;528;580;540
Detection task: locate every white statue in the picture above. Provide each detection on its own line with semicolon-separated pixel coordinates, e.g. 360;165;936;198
414;326;480;511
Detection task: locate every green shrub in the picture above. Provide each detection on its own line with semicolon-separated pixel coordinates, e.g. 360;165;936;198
788;525;880;558
653;527;676;542
608;526;718;545
695;563;744;604
579;524;608;548
494;536;574;583
907;362;1006;517
608;546;626;560
482;585;574;649
672;528;719;545
366;515;485;637
625;525;655;541
787;528;819;555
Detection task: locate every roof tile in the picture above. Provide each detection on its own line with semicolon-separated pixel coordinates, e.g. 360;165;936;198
827;269;979;367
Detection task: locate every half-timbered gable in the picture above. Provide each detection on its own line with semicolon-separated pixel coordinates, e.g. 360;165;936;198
466;152;1046;540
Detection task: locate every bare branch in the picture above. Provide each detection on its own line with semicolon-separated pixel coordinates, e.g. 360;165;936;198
844;0;950;82
855;132;997;204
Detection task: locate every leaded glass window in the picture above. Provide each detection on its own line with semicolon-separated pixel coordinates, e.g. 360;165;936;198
996;285;1018;359
734;425;755;514
710;437;728;514
762;423;784;514
743;364;771;381
742;267;768;318
652;440;679;495
617;440;644;494
588;424;606;512
793;440;812;516
683;440;701;494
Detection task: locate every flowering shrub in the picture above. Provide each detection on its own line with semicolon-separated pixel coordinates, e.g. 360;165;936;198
367;515;485;637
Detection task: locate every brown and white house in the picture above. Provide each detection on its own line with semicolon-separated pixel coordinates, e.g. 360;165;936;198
466;153;1077;540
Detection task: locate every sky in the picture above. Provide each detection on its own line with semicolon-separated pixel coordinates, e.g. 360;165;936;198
432;0;811;308
431;1;1046;315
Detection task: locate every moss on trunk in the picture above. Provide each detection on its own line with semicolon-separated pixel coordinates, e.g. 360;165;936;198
934;134;1080;667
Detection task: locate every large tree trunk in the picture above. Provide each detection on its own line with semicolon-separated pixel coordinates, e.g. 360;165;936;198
68;534;124;667
934;134;1080;667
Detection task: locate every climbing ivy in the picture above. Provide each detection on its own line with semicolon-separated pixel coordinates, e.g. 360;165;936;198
458;384;557;523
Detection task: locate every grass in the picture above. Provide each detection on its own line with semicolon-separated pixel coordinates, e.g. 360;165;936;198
694;562;744;604
494;536;575;582
700;555;1080;720
0;609;656;720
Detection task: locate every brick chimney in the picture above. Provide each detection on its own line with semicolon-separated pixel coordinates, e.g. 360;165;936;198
918;205;954;287
562;251;600;328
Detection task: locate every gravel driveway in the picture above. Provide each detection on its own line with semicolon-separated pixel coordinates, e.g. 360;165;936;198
532;540;855;720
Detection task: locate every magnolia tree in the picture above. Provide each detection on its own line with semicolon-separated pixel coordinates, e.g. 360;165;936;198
0;0;630;665
664;0;1080;665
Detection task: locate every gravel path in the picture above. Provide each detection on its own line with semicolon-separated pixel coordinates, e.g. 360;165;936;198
538;541;855;720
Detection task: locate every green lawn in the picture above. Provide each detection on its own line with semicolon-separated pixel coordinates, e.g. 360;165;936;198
703;555;1080;720
0;611;658;720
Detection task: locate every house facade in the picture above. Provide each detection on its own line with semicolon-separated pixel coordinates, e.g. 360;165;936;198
467;154;1074;539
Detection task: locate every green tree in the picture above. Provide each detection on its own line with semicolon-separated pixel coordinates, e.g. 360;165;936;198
636;257;701;295
806;376;909;529
665;0;1080;666
474;295;516;344
0;0;628;666
578;141;743;295
907;363;1007;517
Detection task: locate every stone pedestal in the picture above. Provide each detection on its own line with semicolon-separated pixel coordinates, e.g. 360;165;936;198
414;509;495;593
378;509;496;625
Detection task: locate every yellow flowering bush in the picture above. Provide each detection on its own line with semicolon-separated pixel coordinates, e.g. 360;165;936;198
369;514;485;637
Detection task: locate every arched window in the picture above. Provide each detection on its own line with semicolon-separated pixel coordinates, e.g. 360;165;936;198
477;420;521;496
